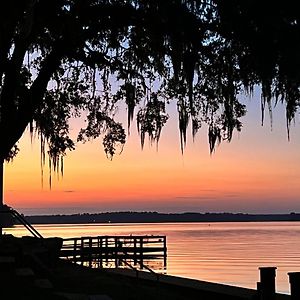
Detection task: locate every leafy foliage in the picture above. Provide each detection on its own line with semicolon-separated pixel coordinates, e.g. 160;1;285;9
0;0;299;174
216;0;300;131
137;93;169;148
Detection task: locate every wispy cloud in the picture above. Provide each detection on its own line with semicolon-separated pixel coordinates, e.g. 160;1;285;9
175;196;216;200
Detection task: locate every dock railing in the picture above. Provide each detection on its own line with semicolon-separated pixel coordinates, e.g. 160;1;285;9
60;235;167;273
0;206;43;238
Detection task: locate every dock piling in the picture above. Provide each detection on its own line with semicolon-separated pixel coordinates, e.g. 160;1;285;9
288;272;300;300
140;237;143;270
257;267;277;300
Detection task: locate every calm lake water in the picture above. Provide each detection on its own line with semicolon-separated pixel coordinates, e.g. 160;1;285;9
4;221;300;294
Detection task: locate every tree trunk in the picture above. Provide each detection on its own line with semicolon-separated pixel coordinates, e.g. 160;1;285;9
0;159;3;236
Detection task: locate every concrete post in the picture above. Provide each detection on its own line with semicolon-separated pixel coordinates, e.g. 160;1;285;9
288;272;300;300
258;267;277;300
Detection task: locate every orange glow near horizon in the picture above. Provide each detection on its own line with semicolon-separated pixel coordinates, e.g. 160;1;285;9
4;98;300;215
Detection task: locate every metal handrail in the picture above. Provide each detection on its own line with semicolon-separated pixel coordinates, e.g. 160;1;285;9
0;207;43;238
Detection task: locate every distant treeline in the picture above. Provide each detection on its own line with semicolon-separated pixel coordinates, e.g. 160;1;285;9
24;212;300;224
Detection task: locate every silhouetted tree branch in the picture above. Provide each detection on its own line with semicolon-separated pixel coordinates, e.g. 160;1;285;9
0;0;299;170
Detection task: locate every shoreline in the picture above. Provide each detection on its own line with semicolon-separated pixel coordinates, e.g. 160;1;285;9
1;257;291;299
22;212;300;225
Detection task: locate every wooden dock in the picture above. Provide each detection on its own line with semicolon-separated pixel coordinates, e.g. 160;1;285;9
60;235;167;272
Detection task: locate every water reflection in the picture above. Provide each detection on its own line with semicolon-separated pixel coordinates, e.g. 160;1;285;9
5;221;300;294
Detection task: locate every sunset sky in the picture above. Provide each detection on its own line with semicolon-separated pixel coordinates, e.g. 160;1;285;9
4;88;300;215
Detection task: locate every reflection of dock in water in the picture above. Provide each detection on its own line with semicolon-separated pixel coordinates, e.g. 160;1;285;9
60;235;167;272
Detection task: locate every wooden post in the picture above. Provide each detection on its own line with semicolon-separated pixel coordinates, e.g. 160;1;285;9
115;237;118;267
258;267;277;300
73;238;77;263
100;237;103;268
288;272;300;300
163;236;167;270
133;238;137;265
80;237;84;265
88;237;92;267
105;237;108;264
97;237;100;268
140;237;143;269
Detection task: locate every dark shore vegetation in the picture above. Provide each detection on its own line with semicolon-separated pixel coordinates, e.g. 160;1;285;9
25;211;300;224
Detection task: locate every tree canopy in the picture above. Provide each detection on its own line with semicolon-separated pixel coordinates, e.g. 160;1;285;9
0;0;299;171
